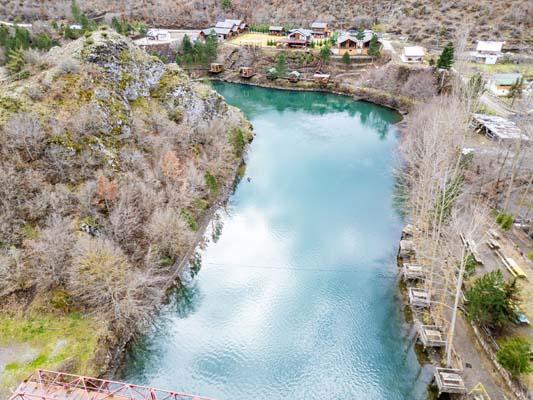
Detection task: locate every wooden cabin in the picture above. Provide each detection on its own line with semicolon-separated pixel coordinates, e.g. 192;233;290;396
433;368;467;396
288;70;300;83
408;288;430;308
310;21;329;38
337;34;358;56
239;66;255;78
285;29;312;47
210;63;224;74
313;73;330;85
269;26;284;36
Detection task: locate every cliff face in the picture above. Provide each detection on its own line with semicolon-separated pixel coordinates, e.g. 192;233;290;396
2;0;531;49
0;28;251;387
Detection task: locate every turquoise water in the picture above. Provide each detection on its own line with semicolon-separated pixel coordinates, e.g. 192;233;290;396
120;83;429;399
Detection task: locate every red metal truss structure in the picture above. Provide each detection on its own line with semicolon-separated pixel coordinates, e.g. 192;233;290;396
9;369;215;400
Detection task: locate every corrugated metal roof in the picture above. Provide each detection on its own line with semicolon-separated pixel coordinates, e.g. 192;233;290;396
492;73;522;85
476;41;504;52
403;46;425;57
311;22;328;29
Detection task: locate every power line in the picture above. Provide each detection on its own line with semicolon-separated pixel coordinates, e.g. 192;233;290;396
202;261;398;276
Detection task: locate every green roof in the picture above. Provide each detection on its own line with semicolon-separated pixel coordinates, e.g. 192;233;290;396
493;73;522;85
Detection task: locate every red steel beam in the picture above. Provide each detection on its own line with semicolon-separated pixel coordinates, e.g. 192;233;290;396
9;369;216;400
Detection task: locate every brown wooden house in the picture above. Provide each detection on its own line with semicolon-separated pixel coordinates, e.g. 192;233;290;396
285;29;312;47
310;21;329;38
210;63;224;74
336;34;358;55
269;26;284;36
239;66;255;78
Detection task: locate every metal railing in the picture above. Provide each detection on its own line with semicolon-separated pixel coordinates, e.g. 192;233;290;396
9;369;215;400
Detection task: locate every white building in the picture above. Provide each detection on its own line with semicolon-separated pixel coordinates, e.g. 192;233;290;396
146;29;171;41
401;46;425;63
474;41;504;64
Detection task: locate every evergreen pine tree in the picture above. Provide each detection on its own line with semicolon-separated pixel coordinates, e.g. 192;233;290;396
437;42;454;69
368;34;380;57
275;53;287;78
342;51;350;65
182;34;193;56
319;44;331;63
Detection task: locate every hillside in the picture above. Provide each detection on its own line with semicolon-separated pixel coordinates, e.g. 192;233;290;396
0;27;251;391
1;0;532;49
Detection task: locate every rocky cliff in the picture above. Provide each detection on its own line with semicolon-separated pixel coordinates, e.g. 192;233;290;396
0;27;251;391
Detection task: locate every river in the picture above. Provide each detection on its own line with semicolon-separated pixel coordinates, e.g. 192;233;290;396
119;83;429;399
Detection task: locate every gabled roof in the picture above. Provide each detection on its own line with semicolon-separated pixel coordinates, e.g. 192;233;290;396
215;21;235;29
311;21;328;29
225;19;242;26
403;46;425;57
147;28;169;36
476;41;504;52
492;73;522;85
337;33;358;44
288;28;313;38
269;26;284;31
202;27;231;35
337;29;374;43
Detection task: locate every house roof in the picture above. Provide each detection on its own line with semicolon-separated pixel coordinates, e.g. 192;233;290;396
202;27;231;35
403;46;425;57
311;22;328;29
337;29;374;44
146;29;169;36
288;28;313;38
476;41;504;52
337;33;358;44
215;21;235;29
492;73;522;85
225;19;242;26
269;26;284;31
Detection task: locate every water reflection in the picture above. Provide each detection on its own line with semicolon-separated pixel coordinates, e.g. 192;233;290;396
121;84;427;400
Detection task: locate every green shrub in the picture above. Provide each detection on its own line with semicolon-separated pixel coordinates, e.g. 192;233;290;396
180;209;198;231
228;127;245;158
496;212;514;230
496;337;533;377
204;171;218;196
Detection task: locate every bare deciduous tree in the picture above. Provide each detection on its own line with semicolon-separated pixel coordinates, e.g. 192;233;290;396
2;112;45;161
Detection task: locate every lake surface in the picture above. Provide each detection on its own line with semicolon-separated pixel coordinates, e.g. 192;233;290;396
120;83;429;399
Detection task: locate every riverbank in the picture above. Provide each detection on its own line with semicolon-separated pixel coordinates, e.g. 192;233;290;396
208;74;413;115
0;31;253;396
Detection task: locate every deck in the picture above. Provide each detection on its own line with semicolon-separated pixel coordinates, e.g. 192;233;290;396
417;322;446;348
434;367;467;395
9;370;214;400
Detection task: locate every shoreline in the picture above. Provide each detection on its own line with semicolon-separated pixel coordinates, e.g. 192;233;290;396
207;74;412;116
